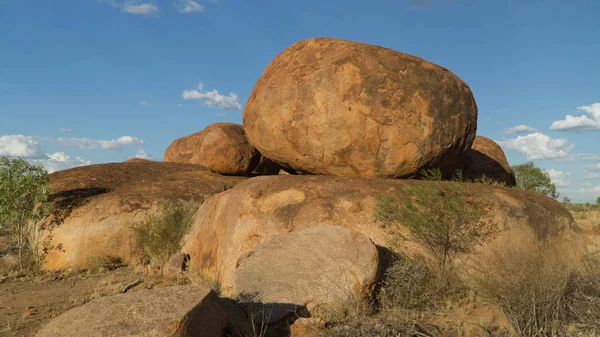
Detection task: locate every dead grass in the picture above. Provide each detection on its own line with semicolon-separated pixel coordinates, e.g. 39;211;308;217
466;229;598;337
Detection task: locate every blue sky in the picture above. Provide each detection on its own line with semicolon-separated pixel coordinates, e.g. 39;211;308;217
0;0;599;202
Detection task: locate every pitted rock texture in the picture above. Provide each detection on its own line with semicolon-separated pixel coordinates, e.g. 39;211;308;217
232;225;379;312
41;161;246;271
243;38;478;178
35;286;227;337
164;123;260;176
181;175;583;295
461;136;516;186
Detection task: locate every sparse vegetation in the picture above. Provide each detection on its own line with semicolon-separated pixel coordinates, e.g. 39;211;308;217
131;201;195;268
374;181;494;268
377;253;458;311
0;156;52;273
468;230;600;337
511;162;559;199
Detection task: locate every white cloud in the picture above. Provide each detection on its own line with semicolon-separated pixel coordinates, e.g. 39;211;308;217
544;169;570;187
503;125;538;134
123;2;158;15
129;149;154;160
31;152;92;174
60;128;74;133
575;153;600;161
578;185;600;194
140;100;149;106
101;0;159;16
585;170;600;179
177;103;183;107
175;0;204;13
585;163;600;171
182;82;242;110
497;132;573;160
0;135;46;158
550;102;600;132
47;136;144;150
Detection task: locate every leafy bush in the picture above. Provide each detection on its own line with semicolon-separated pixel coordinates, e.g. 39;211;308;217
131;201;195;268
374;181;494;268
511;162;559;199
0;156;51;272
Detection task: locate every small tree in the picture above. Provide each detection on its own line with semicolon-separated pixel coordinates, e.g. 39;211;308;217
563;196;571;205
511;162;559;199
597;196;600;207
0;157;51;271
375;182;494;268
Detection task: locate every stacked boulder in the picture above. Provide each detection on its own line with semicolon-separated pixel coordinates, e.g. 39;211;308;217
37;38;584;337
164;122;272;176
177;38;583;318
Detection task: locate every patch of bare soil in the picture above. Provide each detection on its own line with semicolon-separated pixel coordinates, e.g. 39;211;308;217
0;267;183;337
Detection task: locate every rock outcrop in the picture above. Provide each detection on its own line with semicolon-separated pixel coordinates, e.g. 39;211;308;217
232;225;379;312
36;286;227;337
181;175;583;296
164;123;261;176
243;37;478;178
41;161;246;271
461;136;516;186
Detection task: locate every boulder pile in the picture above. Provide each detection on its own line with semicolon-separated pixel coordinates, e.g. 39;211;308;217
37;37;585;337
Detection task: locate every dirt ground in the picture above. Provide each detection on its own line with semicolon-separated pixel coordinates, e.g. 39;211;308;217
0;266;184;337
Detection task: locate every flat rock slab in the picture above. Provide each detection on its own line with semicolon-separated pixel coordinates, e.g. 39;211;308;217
35;285;227;337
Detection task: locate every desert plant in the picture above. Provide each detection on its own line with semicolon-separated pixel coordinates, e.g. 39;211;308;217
511;162;559;199
566;255;600;335
374;181;494;268
377;253;455;311
231;292;273;337
0;156;51;272
419;167;444;181
131;201;195;268
468;231;577;337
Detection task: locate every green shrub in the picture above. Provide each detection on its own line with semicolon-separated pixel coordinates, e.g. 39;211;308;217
131;201;195;268
0;156;52;272
419;168;444;181
511;162;559;199
374;181;494;268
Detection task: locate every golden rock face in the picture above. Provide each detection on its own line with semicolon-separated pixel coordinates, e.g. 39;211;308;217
243;37;478;178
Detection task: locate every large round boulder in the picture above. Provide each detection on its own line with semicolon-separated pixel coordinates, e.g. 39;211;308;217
243;38;478;178
461;136;516;186
164;123;260;176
